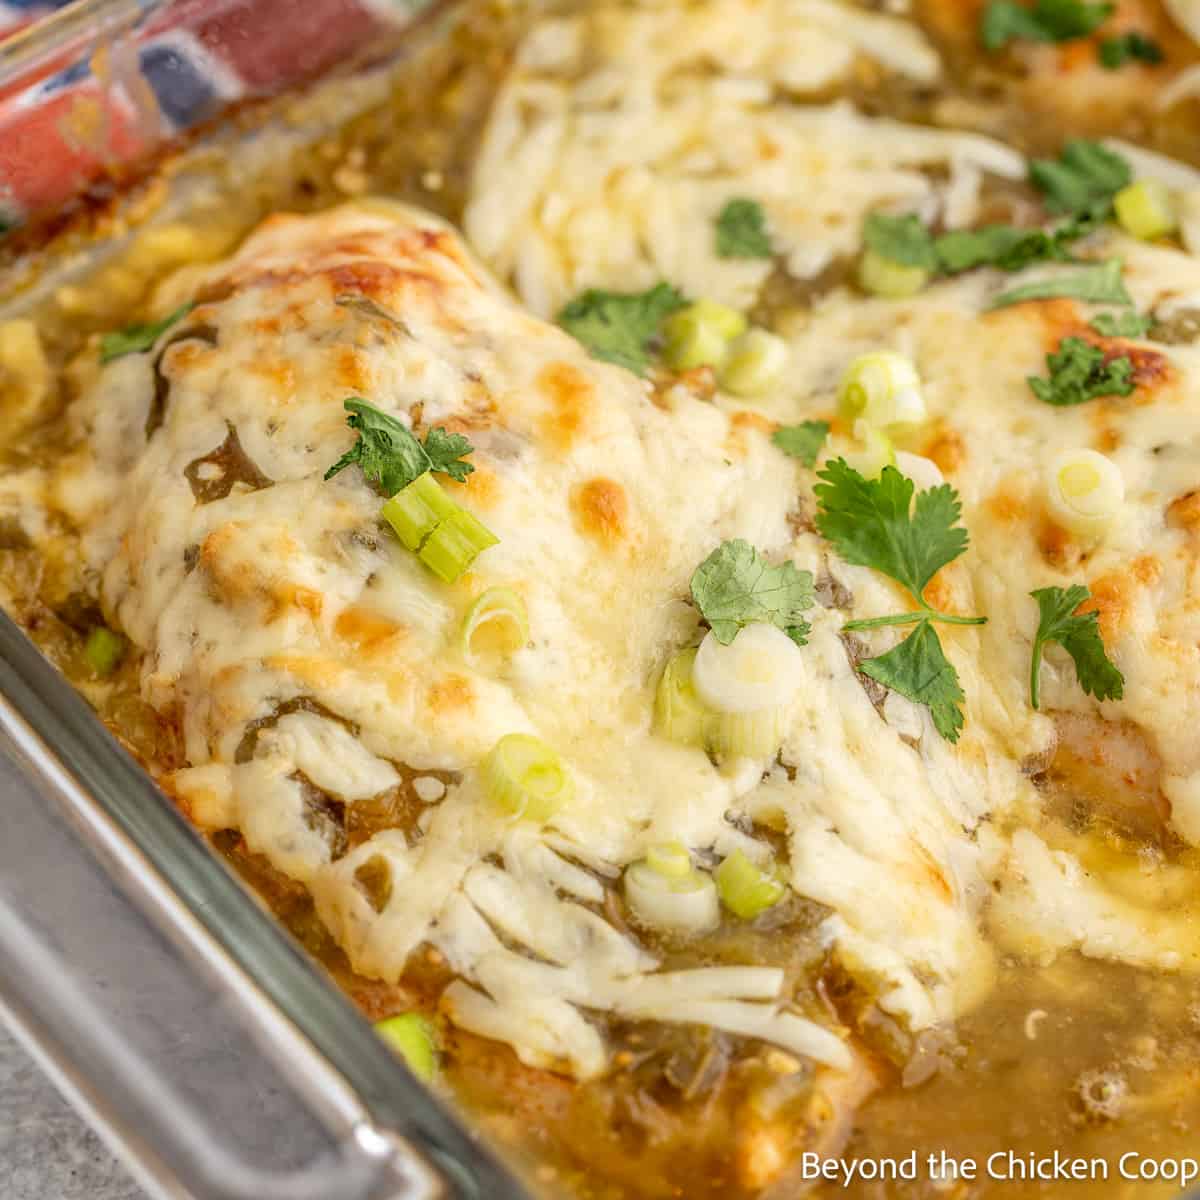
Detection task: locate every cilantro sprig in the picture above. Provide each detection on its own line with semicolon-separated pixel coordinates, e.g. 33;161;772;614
772;420;830;469
1098;31;1163;68
324;398;474;496
1089;310;1151;337
690;539;814;647
1029;584;1124;709
1027;336;1135;405
989;259;1132;309
101;302;195;364
557;283;686;374
716;198;773;259
981;0;1112;49
1029;140;1131;216
815;460;986;742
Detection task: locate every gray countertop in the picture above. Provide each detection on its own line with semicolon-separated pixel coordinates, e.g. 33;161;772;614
0;1023;140;1200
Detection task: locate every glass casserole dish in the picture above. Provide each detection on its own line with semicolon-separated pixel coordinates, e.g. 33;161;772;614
6;0;1200;1197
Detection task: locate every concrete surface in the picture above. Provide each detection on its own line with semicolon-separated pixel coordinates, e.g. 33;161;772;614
0;1024;140;1200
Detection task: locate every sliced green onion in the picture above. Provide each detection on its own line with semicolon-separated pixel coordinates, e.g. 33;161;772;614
1045;448;1125;539
706;706;790;760
418;508;499;583
654;647;713;749
375;1013;438;1081
382;473;458;551
1114;178;1177;241
858;248;929;299
843;420;896;480
645;840;693;880
482;733;574;824
84;627;126;677
661;300;747;371
718;329;788;397
461;587;529;662
837;351;927;432
715;848;787;920
623;860;720;935
692;625;803;714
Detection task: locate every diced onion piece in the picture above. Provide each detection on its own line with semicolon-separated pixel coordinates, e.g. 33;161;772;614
84;627;126;677
661;300;747;371
646;841;693;880
382;473;457;551
654;647;713;748
858;248;929;298
375;1013;438;1081
719;329;788;397
838;351;927;432
894;450;945;491
1045;448;1125;539
482;733;574;824
693;625;804;715
844;420;897;481
1114;179;1178;241
623;861;720;935
707;706;790;759
461;587;529;662
715;849;787;920
418;508;499;583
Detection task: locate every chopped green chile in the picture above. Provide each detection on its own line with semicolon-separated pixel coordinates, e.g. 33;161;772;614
84;627;127;677
375;1013;439;1081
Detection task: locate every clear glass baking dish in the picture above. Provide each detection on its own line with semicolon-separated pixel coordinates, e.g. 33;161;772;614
0;3;534;1197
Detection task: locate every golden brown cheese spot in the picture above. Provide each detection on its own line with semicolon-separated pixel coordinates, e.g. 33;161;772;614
428;673;475;716
263;653;348;691
443;461;501;511
334;345;373;394
1079;555;1160;642
1167;490;1200;536
537;361;594;451
334;605;406;654
921;424;966;475
248;356;297;396
1037;517;1084;571
986;474;1032;526
271;583;323;622
724;409;775;458
1123;344;1173;403
572;477;628;546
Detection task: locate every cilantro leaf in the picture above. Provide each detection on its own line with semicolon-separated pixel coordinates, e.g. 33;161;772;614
814;459;969;605
690;539;815;646
1098;31;1163;68
716;198;773;259
324;399;476;496
864;212;938;272
557;283;687;374
422;426;476;483
934;225;1032;274
989;258;1132;309
1089;310;1151;337
866;208;1097;281
1028;335;1135;405
772;420;830;468
100;302;195;363
1029;584;1124;709
981;0;1112;48
1029;140;1132;215
860;619;966;742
